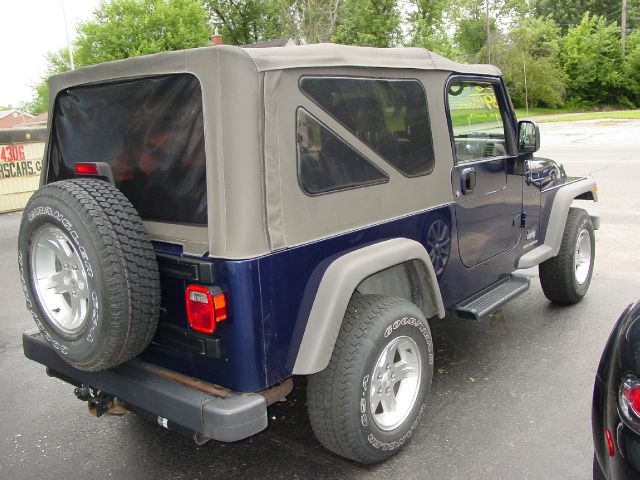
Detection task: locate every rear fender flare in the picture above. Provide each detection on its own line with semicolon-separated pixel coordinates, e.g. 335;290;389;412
291;238;445;375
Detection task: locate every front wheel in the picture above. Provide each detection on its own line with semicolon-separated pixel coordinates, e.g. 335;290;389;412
539;207;595;305
307;295;434;464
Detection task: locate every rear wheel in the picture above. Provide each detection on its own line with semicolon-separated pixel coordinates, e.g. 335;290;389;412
18;179;160;371
307;295;433;464
539;207;595;305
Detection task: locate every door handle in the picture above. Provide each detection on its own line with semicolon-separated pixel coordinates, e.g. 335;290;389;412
461;167;477;194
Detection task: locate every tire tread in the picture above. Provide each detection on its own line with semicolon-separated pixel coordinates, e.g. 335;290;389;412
25;179;160;371
307;295;411;463
539;207;594;305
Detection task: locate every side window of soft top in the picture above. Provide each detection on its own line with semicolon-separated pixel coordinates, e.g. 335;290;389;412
296;108;389;195
299;76;435;178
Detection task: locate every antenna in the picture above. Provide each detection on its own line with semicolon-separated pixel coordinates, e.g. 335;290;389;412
60;0;75;70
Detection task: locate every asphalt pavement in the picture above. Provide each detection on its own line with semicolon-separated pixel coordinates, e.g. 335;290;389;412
1;119;639;479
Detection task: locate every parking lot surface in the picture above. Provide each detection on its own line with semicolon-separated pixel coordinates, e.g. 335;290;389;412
1;119;639;479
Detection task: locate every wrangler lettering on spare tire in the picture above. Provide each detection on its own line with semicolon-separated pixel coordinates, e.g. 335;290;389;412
22;206;100;345
18;179;161;371
27;206;95;278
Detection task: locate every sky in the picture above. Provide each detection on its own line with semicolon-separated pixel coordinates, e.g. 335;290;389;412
0;0;102;108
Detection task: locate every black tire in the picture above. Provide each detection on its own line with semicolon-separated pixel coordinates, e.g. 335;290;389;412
307;295;434;464
18;179;160;371
539;207;595;305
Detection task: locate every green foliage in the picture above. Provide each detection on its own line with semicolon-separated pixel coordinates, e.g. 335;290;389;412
533;0;639;32
495;17;566;108
207;0;287;45
24;0;211;114
449;0;512;61
455;16;492;58
331;0;401;47
405;0;458;57
22;49;74;115
623;32;640;104
279;0;341;44
561;13;624;105
23;0;640;112
73;0;211;65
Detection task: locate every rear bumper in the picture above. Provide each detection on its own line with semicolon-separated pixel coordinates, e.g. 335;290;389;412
23;329;268;442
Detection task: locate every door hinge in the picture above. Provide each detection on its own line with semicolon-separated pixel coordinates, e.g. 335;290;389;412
520;212;527;228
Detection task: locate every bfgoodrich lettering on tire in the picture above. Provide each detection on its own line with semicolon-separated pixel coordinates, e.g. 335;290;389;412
307;294;434;464
18;179;160;371
539;207;595;305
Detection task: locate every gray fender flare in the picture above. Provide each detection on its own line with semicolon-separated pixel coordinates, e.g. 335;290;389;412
292;238;445;375
517;177;598;269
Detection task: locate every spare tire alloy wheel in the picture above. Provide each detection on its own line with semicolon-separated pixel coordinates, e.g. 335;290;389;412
18;179;160;371
307;295;434;464
30;225;91;337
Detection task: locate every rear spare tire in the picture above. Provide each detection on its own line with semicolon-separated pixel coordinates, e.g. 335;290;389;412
18;179;160;371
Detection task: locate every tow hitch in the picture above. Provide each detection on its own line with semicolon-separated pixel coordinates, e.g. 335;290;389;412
74;384;129;417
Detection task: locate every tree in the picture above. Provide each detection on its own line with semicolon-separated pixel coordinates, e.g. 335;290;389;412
406;0;458;57
278;0;341;44
561;13;624;105
494;17;566;107
331;0;401;47
533;0;640;32
623;31;640;104
73;0;211;65
450;0;504;62
206;0;288;45
24;0;211;115
22;49;73;115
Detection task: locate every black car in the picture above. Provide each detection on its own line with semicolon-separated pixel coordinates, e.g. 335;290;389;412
593;301;640;479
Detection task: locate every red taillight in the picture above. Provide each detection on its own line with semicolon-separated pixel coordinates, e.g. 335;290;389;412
621;376;640;418
605;428;615;457
185;285;227;334
75;163;99;175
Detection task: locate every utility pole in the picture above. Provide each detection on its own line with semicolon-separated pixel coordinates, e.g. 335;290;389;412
622;0;628;57
523;53;529;117
486;0;491;64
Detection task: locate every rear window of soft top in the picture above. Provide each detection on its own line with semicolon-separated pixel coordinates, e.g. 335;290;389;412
49;74;207;225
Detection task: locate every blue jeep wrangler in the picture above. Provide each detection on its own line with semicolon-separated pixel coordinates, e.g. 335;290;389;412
19;43;598;464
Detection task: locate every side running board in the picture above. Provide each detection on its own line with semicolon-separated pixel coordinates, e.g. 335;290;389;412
451;274;530;321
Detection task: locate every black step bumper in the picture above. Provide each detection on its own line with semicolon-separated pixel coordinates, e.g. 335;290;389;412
22;329;268;442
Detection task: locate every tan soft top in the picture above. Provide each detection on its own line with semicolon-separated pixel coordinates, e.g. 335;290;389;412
238;43;501;75
46;43;502;258
49;44;501;94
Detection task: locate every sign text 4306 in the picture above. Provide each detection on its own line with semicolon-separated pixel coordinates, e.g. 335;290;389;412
1;145;26;162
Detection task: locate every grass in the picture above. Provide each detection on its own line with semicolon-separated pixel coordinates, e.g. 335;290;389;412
515;106;640;122
534;110;640;123
448;106;640;125
514;107;575;118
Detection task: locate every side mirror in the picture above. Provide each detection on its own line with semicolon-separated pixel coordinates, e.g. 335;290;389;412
518;120;540;154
